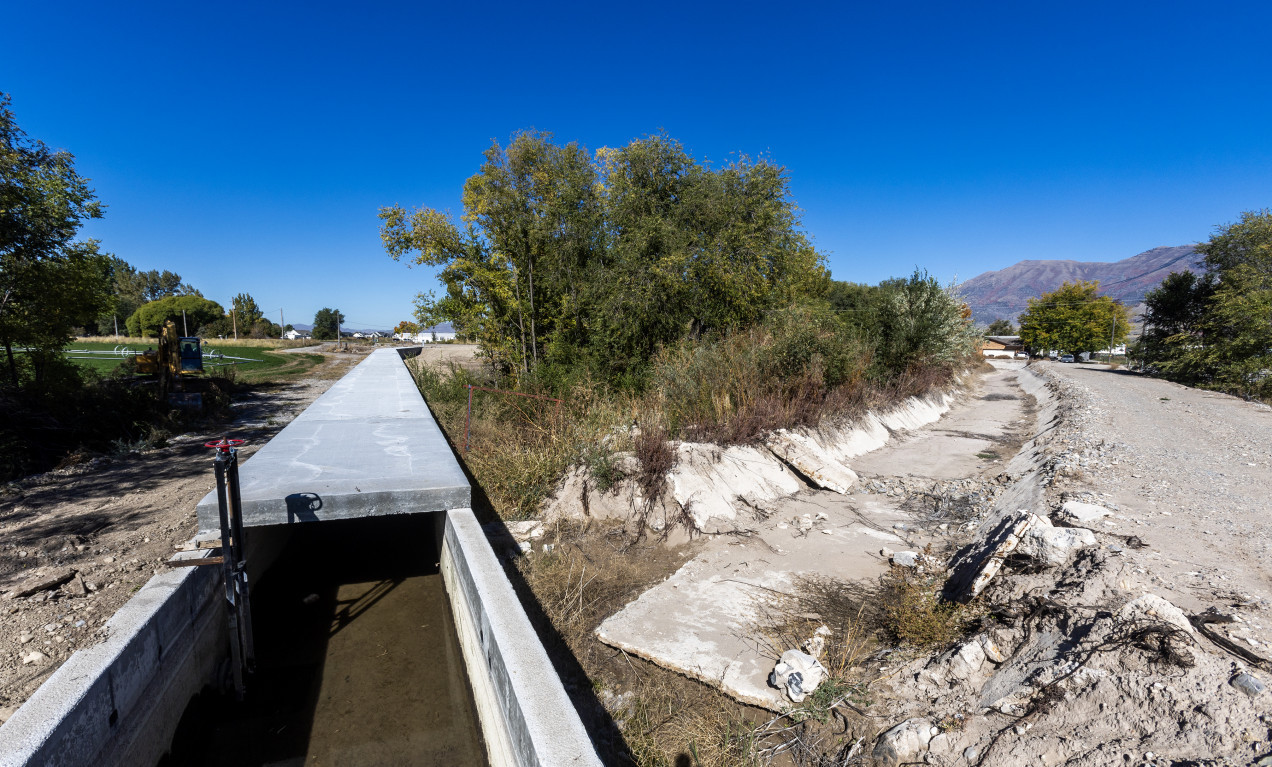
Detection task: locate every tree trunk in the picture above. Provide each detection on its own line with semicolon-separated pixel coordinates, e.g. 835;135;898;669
3;340;17;388
513;268;528;374
528;256;538;364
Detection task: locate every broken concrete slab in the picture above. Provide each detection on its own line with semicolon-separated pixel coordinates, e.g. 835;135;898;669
596;556;793;709
1016;516;1097;566
196;349;469;531
596;494;912;710
1058;500;1112;526
764;430;858;494
944;511;1039;603
667;444;803;533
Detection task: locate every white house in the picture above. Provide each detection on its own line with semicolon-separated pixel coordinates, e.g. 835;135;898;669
394;323;457;343
283;329;311;340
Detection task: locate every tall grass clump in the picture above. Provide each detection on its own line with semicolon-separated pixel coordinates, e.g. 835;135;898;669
411;360;627;519
649;303;873;444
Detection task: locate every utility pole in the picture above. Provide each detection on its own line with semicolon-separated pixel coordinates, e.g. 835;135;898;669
182;309;188;336
113;315;118;337
232;309;238;340
279;309;285;339
1109;312;1117;364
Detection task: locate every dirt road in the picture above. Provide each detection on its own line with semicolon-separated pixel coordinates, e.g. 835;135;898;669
1041;361;1272;629
0;354;359;722
865;361;1272;766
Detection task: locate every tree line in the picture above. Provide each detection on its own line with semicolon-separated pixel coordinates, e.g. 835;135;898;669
1137;210;1271;400
2;91;310;393
995;209;1269;402
383;131;978;393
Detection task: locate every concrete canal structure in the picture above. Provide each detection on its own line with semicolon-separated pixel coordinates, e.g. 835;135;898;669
0;348;600;767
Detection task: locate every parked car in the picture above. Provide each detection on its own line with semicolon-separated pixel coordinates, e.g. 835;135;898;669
1059;354;1075;363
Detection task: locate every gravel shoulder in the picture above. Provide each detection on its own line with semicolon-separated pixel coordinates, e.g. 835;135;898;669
0;354;360;722
1042;362;1272;620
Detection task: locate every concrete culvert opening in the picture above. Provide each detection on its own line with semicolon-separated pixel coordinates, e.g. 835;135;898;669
159;514;488;767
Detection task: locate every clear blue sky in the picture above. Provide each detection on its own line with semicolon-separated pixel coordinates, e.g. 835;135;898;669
4;0;1270;330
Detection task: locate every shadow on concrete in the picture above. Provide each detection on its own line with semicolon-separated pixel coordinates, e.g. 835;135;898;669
285;492;323;523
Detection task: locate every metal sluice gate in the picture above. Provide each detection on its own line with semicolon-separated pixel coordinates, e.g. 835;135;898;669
165;438;256;698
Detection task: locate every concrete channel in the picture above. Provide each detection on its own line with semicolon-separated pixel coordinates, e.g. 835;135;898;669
0;348;601;767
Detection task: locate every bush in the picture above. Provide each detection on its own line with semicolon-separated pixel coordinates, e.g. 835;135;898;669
879;566;966;649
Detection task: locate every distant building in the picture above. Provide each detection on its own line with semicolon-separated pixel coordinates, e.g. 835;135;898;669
981;335;1024;358
283;329;311;340
394;323;457;343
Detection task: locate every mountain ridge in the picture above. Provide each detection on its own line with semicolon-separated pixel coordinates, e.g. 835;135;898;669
957;245;1204;323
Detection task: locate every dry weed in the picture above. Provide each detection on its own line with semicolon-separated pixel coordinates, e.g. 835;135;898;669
878;565;966;650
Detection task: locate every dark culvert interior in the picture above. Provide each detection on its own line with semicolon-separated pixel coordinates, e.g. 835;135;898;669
159;514;488;766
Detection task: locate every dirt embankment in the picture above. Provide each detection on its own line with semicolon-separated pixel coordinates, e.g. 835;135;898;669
870;363;1272;766
0;355;359;722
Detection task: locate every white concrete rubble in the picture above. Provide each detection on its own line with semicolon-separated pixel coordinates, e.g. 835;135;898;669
1016;515;1097;566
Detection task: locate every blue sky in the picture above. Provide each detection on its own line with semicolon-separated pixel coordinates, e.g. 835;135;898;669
4;0;1270;330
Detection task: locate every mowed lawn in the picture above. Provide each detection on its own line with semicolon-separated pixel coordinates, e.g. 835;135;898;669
63;339;326;383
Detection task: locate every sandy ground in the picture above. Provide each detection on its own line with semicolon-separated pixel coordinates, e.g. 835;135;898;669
0;354;360;723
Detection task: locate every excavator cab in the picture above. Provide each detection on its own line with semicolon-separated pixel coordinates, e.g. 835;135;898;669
179;337;204;372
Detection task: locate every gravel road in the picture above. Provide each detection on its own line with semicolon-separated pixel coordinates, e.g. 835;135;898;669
1040;361;1272;622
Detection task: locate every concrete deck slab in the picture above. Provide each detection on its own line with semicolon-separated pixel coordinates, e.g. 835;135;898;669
197;348;469;530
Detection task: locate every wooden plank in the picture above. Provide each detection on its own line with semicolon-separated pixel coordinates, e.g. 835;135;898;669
164;557;225;568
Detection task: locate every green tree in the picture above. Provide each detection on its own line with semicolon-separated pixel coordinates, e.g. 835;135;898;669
873;270;980;371
96;258;200;335
312;308;344;340
231;293;264;334
0;93;110;387
1018;281;1132;357
1191;210;1272;397
383;131;829;384
126;295;224;337
986;318;1016;336
1137;270;1217;379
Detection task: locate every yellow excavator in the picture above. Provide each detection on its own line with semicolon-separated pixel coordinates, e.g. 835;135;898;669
134;321;206;407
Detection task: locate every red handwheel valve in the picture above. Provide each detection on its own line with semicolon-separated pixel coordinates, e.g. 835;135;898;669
205;438;246;456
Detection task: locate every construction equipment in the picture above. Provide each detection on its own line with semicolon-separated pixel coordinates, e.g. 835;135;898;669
133;321;206;407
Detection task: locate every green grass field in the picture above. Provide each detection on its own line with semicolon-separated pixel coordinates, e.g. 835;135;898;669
62;339;326;382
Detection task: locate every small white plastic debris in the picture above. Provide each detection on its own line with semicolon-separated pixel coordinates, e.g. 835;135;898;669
768;649;826;703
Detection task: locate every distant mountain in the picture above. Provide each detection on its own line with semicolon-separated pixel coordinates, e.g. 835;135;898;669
958;245;1204;324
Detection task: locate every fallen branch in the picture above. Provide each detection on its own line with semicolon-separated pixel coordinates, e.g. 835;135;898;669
1190;610;1272;670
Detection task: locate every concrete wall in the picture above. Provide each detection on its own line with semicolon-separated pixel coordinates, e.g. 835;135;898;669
0;553;224;767
0;347;600;767
442;509;602;767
